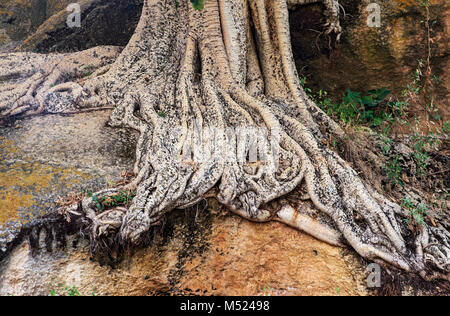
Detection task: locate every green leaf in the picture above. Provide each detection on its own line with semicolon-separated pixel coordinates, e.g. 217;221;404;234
362;95;375;106
373;117;383;127
343;89;361;105
190;0;204;10
376;88;391;102
368;88;391;102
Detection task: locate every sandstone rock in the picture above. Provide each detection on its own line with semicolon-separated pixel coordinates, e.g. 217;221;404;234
290;0;449;121
0;0;74;50
0;111;137;253
0;0;143;53
0;208;372;296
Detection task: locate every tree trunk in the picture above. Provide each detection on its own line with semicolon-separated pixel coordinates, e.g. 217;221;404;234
0;0;449;281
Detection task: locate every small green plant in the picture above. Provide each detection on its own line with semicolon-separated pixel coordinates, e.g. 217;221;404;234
157;111;167;118
441;120;450;133
49;283;81;296
259;283;273;296
311;85;399;129
385;154;403;187
379;134;393;155
85;64;94;77
67;286;81;297
411;130;440;177
190;0;204;10
299;76;313;96
435;191;449;216
402;198;429;227
92;190;135;211
336;287;340;295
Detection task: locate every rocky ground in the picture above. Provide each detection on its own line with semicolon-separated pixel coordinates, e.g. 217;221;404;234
0;197;372;296
0;112;137;252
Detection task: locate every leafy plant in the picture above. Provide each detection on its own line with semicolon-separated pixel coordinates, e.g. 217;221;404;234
313;86;396;129
84;64;94;78
92;190;135;211
259;283;273;296
190;0;204;10
67;286;81;297
411;130;440;177
385;154;403;186
402;198;429;227
299;76;313;96
442;120;450;133
379;134;393;155
49;283;81;296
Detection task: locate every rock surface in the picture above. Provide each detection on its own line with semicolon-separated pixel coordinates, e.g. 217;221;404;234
0;207;372;296
0;0;74;50
290;0;449;121
0;0;143;52
0;111;137;252
0;110;373;296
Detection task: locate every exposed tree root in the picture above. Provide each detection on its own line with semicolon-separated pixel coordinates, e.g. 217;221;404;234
0;46;121;124
1;0;449;282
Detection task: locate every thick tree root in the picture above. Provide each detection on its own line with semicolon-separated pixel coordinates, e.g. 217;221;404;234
0;46;121;124
1;0;449;282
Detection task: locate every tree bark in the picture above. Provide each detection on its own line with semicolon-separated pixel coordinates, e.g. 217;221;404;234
0;0;449;281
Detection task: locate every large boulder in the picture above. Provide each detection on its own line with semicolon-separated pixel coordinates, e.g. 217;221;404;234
0;0;74;50
0;111;137;254
290;0;449;121
0;0;143;52
0;205;371;296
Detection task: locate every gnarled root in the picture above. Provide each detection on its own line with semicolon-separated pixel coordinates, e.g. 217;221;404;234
74;0;449;280
287;0;342;40
4;0;448;282
0;46;121;124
